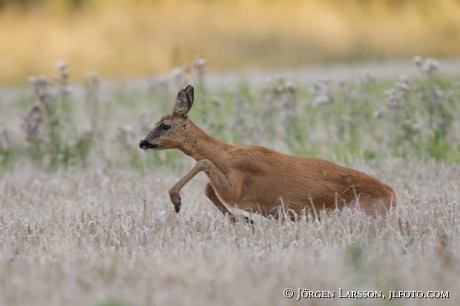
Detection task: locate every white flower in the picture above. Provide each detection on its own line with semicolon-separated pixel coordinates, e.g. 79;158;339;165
422;58;439;74
413;56;423;66
373;107;384;118
396;82;410;92
55;60;68;70
193;55;207;68
399;74;410;82
313;95;331;106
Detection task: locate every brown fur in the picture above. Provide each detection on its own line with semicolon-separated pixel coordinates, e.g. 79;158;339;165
140;85;397;221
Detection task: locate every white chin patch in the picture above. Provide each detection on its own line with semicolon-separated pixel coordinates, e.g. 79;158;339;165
144;149;155;152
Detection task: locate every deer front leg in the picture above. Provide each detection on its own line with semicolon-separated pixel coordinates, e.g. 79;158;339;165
169;159;233;213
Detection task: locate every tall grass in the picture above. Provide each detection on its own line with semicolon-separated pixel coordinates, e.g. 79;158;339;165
1;57;460;172
20;61;97;170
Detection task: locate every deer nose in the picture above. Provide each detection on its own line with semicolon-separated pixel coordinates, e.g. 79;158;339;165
139;140;158;150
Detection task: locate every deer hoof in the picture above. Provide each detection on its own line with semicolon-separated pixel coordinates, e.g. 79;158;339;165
245;217;255;225
174;203;181;213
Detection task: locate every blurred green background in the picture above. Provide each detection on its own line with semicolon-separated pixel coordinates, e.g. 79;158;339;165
1;0;460;83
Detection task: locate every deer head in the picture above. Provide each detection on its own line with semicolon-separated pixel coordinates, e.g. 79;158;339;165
139;85;194;151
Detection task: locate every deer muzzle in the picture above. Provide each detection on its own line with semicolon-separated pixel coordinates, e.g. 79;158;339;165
139;140;158;150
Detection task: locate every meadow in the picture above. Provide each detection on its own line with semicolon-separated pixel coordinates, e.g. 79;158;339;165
1;57;460;305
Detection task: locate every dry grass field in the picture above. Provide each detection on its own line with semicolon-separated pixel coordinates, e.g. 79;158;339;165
0;160;459;306
1;58;460;305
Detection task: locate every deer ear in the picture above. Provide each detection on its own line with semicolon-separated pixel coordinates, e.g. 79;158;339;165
185;85;194;106
173;85;194;116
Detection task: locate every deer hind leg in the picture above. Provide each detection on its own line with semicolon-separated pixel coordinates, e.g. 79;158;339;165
204;183;253;224
204;183;236;221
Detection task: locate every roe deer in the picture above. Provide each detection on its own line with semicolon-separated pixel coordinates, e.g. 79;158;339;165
139;85;397;222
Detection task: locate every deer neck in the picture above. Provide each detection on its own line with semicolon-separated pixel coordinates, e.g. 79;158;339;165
178;120;232;163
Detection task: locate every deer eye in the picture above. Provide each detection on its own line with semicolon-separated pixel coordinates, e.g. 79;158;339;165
162;124;171;131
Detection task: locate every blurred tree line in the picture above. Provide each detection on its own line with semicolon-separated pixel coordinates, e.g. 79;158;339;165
0;0;89;9
0;0;442;11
